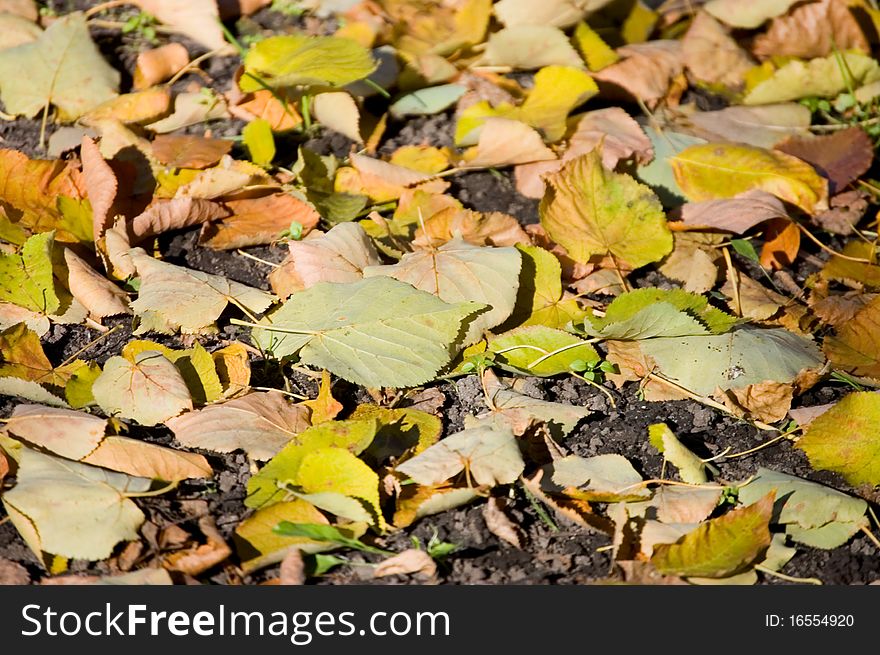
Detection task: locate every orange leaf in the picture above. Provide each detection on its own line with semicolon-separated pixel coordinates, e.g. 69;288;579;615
134;43;190;90
759;217;800;269
151;134;233;169
199;193;320;250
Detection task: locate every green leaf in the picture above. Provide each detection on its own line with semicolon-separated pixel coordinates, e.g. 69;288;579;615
744;53;880;105
243;118;276;167
489;325;599;376
364;238;521;345
737;468;868;549
390;84;467;119
651;493;774;578
241;33;377;92
246;418;380;509
579;288;738;339
641;327;824;396
349;404;442;463
796;392;880;488
273;522;388;555
636;127;706;205
293;447;385;529
648;423;710;484
0;232;60;314
396;419;524;488
1;446;150;561
252;276;487;388
0;12;119;119
540;150;672;269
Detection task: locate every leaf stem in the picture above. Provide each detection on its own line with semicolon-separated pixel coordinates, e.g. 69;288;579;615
526;340;596;370
58;325;122;368
126;480;178;498
229;318;317;336
754;564;822;585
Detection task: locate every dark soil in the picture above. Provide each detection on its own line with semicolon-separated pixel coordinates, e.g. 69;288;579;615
1;3;877;587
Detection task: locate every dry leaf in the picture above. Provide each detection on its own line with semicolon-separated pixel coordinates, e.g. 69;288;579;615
82;436;212;481
80;137;119;243
681;11;753;87
413;207;529;249
152;135;233;170
134;43;190;90
199;193;320;250
0;558;29;585
720;380;794;423
752;0;868;60
593;41;682;107
775;128;873;195
130;198;229;240
163;517;231;576
63;248;131;319
483;497;523;548
759;217;800;269
279;548;306;585
373;549;437;579
464;118;556;168
677;189;788;233
133;0;227;50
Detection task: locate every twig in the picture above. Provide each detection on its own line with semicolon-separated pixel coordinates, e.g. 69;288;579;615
167;48;226;86
58;325;122;367
795;222;872;263
236;249;280;268
722;246;742;317
754;564;822;585
84;0;131;17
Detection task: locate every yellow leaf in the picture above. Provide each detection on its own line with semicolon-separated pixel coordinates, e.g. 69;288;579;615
670;143;828;214
574;21;619;72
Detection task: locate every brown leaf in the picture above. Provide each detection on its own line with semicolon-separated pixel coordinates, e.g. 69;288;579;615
80;136;118;243
776;128;873;195
759;217;800;269
303;370;343;424
752;0;868;60
133;0;227;50
130;197;230;239
134;43;190;90
199;192;320;250
63;248;131;319
0;0;37;20
0;558;30;585
163;516;231;576
482;497;524;549
812;190;869;235
279;548;306;585
824;295;880;378
617;560;688;585
373;549;437;580
810;289;876;327
212;341;252;397
82;436;213;481
719;381;794;423
593;41;683;108
681;11;754;87
681;104;812;150
0;448;9;485
151;135;233;170
658;232;721;294
229;89;302;132
677;189;787;233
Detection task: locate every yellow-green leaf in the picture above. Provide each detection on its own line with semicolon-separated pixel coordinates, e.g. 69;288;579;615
652;493;774;578
241;34;377;92
574;21;619;71
744;53;880;105
540;150;672;268
0;232;60;314
242;118;276;168
797;392;880;488
670;143;828;214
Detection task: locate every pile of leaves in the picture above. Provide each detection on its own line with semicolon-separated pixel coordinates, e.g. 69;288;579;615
1;0;879;586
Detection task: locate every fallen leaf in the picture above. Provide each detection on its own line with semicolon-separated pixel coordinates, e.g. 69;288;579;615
390;84;466;119
151;135;233;170
364;237;521;344
163;516;231;576
92;350;193;426
350;404;441;462
133;0;226;50
146;89;230;134
80;136;118;243
636;127;706;203
396;418;524;487
234;499;333;570
279;548;306;585
63;248;130;319
823;295;880;378
166;391;311;461
658;232;721;294
573;20;619;71
775;128;873;195
80;88;172;126
3;404;106;460
641;327;824;396
648;423;710;484
0;12;118;120
682;103;812;149
671;142;828;214
681;11;753;87
374;548;437;579
0;557;28;585
704;0;801;28
488;325;599;377
479;25;583;69
2;447;150;561
463;118;556;168
651;493;774;578
797;391;880;487
744;53;880;105
540;150;672;268
752;0;868;60
269;222;382;298
0;13;40;51
312;91;362;142
133;43;190;90
593;41;682;107
677;189;788;233
245;418;379;508
241;33;377;91
0;232;59;314
200;192;320;250
504;244;587;329
253;276;486;388
128;248;275;334
413;207;528;249
482;497;524;549
82;436;212;481
122;339;223;405
738;468;868;548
